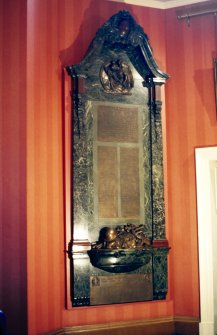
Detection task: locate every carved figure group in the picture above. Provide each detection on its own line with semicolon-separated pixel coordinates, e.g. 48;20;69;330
92;224;151;250
100;59;133;94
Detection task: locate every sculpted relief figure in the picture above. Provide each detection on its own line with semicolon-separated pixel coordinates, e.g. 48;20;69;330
100;59;134;94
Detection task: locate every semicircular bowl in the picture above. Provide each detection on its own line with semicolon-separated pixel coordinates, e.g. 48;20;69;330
88;248;152;273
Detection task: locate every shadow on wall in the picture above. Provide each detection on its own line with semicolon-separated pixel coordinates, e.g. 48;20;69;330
194;66;217;125
59;0;135;67
58;0;141;163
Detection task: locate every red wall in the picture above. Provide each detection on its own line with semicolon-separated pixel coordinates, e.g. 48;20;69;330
0;0;28;334
1;0;216;334
27;1;172;334
165;6;216;317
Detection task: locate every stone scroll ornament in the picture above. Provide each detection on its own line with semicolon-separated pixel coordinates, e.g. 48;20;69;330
66;10;170;307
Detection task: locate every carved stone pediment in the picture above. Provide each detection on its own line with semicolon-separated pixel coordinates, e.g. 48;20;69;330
69;10;169;86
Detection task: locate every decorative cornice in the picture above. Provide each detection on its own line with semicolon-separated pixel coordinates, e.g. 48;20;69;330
108;0;210;10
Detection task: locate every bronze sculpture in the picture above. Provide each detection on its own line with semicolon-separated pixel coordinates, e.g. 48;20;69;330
92;224;151;250
100;59;134;94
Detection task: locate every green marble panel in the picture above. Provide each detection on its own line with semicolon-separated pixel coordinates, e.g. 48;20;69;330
152;248;169;300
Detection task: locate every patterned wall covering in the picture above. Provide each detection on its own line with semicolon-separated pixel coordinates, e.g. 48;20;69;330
0;1;27;334
27;1;171;333
165;6;216;316
1;0;216;334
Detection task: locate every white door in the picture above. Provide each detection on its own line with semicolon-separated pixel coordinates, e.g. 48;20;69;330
195;147;217;335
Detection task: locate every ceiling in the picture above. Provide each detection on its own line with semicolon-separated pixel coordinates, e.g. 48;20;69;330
109;0;211;9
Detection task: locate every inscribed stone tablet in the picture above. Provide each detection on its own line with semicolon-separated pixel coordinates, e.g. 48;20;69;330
120;147;140;217
98;146;118;218
90;274;153;305
97;105;139;143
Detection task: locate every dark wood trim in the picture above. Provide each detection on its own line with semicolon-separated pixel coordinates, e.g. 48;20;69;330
45;316;199;335
152;239;169;248
174;316;199;335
